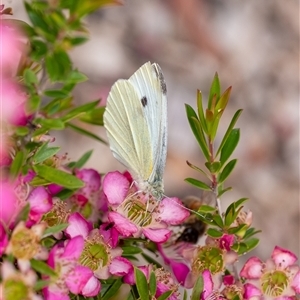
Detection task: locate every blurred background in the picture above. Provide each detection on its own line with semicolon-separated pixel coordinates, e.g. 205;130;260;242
11;0;299;260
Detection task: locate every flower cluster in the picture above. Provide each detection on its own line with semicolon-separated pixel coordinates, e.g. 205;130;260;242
0;2;299;300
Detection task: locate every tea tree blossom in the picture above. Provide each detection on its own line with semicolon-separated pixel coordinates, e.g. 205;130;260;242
241;246;300;299
103;171;189;243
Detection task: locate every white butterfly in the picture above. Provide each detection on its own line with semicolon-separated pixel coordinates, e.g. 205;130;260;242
104;62;167;200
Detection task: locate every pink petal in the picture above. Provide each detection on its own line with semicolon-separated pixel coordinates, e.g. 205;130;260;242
108;212;138;236
169;260;190;285
0;181;19;226
66;265;93;294
243;283;262;299
75;169;101;196
219;234;235;251
103;171;130;205
240;257;263;279
66;212;92;239
292;269;300;293
48;183;63;195
81;275;101;297
109;257;132;276
28;187;53;213
202;270;214;298
143;228;171;243
159;197;190;225
99;223;119;248
272;246;298;269
0;223;8;256
43;288;70;300
62;236;84;260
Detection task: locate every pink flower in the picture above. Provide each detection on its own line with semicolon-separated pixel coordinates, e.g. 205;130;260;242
241;246;300;299
26;187;53;227
65;212;130;280
0;222;8;256
103;171;189;243
0;181;19;226
43;236;95;299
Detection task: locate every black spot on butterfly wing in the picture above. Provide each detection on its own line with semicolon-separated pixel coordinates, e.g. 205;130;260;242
141;96;148;107
153;64;167;95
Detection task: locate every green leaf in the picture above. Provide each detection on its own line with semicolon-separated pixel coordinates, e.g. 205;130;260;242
149;271;157;297
121;246;143;256
224;205;235;227
213;214;224;227
216;109;243;157
191;117;210;161
185;178;211;191
141;253;162;268
234;197;248;208
66;70;88;83
79;106;105;126
186;161;212;180
30;175;51;186
157;291;173;300
27;95;41;113
234;238;260;255
135;268;149;300
183;289;188;300
24;68;38;84
10;150;25;178
33;143;60;164
196;90;208;134
217;186;232;198
31;39;48;60
34;279;51;291
191;275;204;300
66;122;107;144
210;109;223;140
205;161;221;174
44;90;69;98
186;104;210;160
68;150;93;169
207;228;223;238
43;223;69;237
101;278;123;300
42;97;73;115
220;129;240;166
198;205;216;213
244;228;261;239
33;165;84;189
31;259;56;276
61;100;100;122
218;159;237;184
55;189;75;200
35;118;65;130
15;126;30;136
215;86;232;113
208;73;220;110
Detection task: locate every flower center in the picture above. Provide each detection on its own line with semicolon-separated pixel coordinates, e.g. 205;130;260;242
260;270;288;297
123;199;152;227
192;246;224;274
80;231;111;271
4;278;30;300
11;228;39;259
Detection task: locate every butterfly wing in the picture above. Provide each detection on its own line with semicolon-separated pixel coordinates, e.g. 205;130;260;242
104;62;167;198
104;78;153;183
128;62;167;189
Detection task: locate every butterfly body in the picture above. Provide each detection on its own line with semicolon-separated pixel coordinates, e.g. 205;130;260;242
104;62;167;200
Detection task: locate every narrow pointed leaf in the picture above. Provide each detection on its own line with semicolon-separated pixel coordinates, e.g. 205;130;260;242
79;106;105;126
149;271;157;296
61;100;100;122
186;161;212;180
191;275;204;300
208;73;220;110
218;159;237;184
210;109;223;140
216;109;243;157
190;117;210;161
43;224;69;237
205;161;221;174
185;178;211;190
66;122;107;144
220;129;240;166
101;278;123;300
135;268;149;300
207;228;223;238
215;86;232;112
217;186;232;198
33;144;60;164
68;150;93;169
157;291;173;300
33;165;84;189
31;259;56;276
196;90;208;134
10;150;25;178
